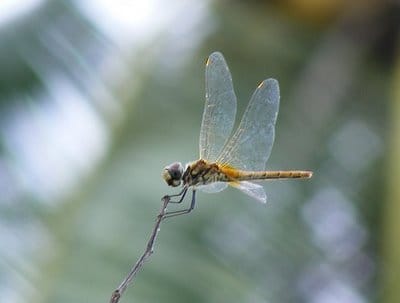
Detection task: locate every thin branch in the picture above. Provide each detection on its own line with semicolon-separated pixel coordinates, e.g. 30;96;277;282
109;195;171;303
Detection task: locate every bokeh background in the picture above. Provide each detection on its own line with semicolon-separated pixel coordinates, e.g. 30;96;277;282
1;0;398;302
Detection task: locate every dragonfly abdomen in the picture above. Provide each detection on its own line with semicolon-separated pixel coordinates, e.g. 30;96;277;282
234;170;313;180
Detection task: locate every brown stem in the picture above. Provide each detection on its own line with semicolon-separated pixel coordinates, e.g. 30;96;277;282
109;196;170;303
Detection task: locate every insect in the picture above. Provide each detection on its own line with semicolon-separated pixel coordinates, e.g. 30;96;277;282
162;52;312;218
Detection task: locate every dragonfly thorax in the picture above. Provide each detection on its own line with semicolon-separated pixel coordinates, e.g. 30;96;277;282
181;159;228;187
162;162;184;187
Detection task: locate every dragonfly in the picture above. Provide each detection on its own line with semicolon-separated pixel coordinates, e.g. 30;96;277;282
162;52;312;218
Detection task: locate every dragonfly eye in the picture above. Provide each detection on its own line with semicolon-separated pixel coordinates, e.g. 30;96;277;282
162;162;184;187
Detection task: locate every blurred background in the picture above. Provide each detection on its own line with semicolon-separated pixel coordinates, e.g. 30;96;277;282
0;0;398;302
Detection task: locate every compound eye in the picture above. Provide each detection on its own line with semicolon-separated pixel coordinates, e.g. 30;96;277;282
170;167;182;180
162;162;184;187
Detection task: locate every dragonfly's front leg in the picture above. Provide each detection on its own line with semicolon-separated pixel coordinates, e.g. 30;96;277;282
163;186;188;204
163;190;196;219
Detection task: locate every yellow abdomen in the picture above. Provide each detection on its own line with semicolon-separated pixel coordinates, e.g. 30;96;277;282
220;166;313;181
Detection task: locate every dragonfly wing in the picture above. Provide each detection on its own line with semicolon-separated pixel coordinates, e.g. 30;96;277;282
197;182;228;193
230;181;267;203
216;79;279;171
199;52;237;162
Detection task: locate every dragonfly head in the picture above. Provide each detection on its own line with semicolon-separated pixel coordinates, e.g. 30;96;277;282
162;162;184;187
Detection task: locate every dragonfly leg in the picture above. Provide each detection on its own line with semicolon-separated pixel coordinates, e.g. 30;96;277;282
163;187;188;204
163;190;196;219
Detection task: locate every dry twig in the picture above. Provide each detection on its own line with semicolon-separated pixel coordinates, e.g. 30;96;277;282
109;195;171;303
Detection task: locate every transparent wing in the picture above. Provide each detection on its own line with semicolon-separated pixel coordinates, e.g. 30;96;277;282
216;79;280;171
197;182;228;193
199;52;237;162
230;181;267;203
